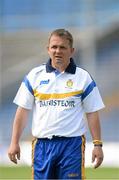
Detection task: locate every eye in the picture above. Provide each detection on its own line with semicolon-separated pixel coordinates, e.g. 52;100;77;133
60;46;66;49
51;45;57;49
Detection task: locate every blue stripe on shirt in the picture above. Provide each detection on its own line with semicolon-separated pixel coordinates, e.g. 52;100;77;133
23;76;34;95
81;81;96;101
74;94;82;97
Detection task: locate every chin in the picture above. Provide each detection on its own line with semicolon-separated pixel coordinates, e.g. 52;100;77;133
56;60;63;64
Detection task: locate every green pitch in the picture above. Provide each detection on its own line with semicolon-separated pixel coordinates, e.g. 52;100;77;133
0;166;119;179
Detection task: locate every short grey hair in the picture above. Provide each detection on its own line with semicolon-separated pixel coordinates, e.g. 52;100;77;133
49;29;73;48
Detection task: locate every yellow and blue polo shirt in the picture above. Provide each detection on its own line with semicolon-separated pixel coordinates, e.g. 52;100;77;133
13;58;105;138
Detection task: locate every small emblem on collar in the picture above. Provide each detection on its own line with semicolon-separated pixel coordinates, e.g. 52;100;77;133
66;79;73;88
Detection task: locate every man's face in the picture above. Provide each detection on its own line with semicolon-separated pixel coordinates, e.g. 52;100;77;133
47;35;74;70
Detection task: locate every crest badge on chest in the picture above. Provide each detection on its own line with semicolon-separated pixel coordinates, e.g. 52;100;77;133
66;79;73;88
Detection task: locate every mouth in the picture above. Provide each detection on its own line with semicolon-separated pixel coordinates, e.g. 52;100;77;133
55;56;62;59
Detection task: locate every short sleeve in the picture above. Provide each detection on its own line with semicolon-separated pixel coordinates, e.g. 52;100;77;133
81;72;105;113
13;76;34;110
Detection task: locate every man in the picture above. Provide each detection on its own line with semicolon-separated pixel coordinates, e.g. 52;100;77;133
8;29;105;179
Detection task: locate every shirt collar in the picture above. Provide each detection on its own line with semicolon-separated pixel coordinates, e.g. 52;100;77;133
46;58;76;74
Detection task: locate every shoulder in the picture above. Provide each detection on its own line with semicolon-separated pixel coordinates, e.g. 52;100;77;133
27;63;46;77
75;66;95;86
24;63;46;83
76;66;91;77
29;63;46;74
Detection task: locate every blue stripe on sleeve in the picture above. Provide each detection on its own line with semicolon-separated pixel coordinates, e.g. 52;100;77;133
81;81;96;101
23;76;34;95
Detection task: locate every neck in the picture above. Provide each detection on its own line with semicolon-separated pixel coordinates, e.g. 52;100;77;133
51;61;70;73
54;66;65;72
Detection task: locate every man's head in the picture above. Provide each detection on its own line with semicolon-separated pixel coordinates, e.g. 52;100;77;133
47;29;74;72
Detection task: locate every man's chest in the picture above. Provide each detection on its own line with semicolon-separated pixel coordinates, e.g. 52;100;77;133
33;72;85;94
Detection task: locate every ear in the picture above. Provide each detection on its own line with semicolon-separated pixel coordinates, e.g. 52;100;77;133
47;45;49;51
71;48;75;54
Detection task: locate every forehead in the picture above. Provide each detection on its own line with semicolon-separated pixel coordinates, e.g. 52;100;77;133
49;35;70;46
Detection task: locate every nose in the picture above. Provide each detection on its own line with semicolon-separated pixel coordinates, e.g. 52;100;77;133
56;47;61;53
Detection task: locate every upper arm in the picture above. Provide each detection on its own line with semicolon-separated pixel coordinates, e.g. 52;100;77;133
15;106;30;122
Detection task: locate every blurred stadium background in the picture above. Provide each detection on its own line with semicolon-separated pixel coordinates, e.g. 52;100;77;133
0;0;119;176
